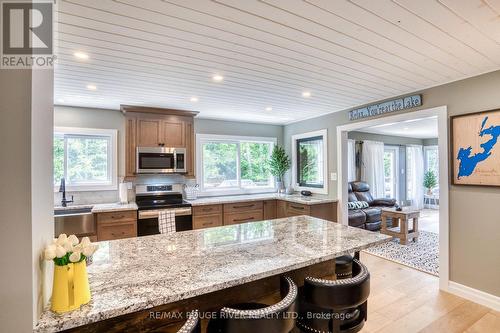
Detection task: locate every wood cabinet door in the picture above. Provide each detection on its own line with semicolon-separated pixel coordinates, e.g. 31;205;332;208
277;200;287;218
161;120;185;147
137;119;162;147
263;200;277;220
98;221;137;241
125;117;136;177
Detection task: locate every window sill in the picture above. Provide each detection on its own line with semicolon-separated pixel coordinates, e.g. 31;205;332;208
198;187;276;197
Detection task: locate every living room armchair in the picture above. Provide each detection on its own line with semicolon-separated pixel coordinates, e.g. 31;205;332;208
348;181;396;231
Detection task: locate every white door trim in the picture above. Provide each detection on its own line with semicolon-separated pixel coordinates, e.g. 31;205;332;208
336;106;450;291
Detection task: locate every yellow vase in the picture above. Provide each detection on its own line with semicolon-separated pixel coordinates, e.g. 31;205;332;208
50;262;91;313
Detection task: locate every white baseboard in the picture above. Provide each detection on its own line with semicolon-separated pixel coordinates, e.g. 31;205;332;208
448;281;500;311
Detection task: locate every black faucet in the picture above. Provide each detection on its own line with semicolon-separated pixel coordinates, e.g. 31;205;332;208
59;178;74;207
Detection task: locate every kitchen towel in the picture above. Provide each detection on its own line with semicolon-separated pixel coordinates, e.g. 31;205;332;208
158;210;176;234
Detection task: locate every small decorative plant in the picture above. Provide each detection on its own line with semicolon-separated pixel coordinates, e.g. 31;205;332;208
44;234;98;313
269;146;291;182
423;170;438;194
269;146;291;192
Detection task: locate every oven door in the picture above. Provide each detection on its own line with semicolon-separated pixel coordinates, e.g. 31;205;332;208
137;207;192;236
136;147;175;174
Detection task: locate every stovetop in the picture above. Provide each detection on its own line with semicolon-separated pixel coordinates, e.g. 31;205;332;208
135;183;191;210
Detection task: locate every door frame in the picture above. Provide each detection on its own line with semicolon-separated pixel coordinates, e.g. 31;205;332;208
336;105;449;291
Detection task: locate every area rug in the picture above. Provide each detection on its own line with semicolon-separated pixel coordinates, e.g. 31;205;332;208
363;230;439;276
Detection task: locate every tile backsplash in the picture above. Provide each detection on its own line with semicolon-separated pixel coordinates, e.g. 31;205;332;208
53;174;190;206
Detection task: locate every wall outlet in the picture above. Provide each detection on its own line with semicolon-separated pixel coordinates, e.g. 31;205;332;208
330;173;337;181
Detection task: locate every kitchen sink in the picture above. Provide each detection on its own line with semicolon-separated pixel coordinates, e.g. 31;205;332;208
54;207;95;236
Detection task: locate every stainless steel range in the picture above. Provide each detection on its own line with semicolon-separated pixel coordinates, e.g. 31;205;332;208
135;184;192;236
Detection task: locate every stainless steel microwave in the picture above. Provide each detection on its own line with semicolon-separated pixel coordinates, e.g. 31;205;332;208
136;147;186;174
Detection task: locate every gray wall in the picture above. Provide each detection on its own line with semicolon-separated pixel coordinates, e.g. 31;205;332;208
423;138;439;146
347;131;424;146
284;70;500;296
1;68;54;331
194;118;284;145
54;107;284;205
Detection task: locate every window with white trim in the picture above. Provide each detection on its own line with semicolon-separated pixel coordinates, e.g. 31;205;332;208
196;134;277;195
292;129;328;194
54;127;118;191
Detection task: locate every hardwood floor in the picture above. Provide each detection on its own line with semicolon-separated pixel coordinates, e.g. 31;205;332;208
359;253;499;333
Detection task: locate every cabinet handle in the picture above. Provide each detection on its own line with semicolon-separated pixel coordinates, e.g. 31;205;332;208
233;217;255;222
202;208;213;212
112;215;125;219
233;204;255;209
290;205;305;210
202;222;212;226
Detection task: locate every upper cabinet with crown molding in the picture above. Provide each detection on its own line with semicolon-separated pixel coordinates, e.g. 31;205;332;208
121;105;198;178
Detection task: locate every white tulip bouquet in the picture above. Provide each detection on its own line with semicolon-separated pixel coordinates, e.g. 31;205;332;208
44;234;98;266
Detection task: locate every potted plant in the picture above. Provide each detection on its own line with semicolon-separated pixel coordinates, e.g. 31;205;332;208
269;145;291;192
44;234;98;313
423;170;438;195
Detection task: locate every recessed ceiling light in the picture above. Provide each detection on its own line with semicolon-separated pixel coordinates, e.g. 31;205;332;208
74;51;89;60
86;84;97;91
212;74;224;82
57;98;65;103
302;91;311;98
265;106;272;111
190;96;199;102
404;127;410;130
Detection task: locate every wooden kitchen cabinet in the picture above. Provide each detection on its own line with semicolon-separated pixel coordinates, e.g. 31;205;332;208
193;214;223;229
136;118;162;147
263;200;277;220
96;210;137;241
193;204;223;230
121;105;199;178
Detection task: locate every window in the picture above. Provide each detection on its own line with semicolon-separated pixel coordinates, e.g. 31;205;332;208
424;145;439;178
292;130;328;194
384;146;399;199
197;134;277;195
54;127;118;191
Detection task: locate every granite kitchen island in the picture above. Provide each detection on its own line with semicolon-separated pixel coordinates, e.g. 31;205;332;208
35;216;390;333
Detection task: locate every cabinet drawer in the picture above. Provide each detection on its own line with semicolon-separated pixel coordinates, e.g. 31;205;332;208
193;214;223;229
224;209;263;225
286;202;311;216
224;201;263;213
98;221;137;241
193;204;222;216
96;210;137;223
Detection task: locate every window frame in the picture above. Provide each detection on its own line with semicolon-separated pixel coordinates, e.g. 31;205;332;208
196;134;277;196
291;129;328;194
54;127;118;192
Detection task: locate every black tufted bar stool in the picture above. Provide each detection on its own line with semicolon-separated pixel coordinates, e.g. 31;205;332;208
297;259;370;333
335;255;354;280
163;310;201;333
207;276;298;333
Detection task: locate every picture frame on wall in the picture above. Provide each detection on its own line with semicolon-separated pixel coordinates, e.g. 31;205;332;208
451;108;500;186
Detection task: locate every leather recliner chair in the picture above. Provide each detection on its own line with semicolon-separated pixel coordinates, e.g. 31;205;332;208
348;181;396;231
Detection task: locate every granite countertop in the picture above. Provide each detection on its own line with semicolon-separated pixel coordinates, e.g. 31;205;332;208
186;193;337;206
35;216;390;332
53;203;138;214
90;202;138;213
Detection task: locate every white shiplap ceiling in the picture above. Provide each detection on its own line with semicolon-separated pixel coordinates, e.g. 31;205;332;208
54;0;500;124
358;116;438;139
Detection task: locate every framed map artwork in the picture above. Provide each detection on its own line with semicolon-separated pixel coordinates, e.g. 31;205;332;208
452;109;500;186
